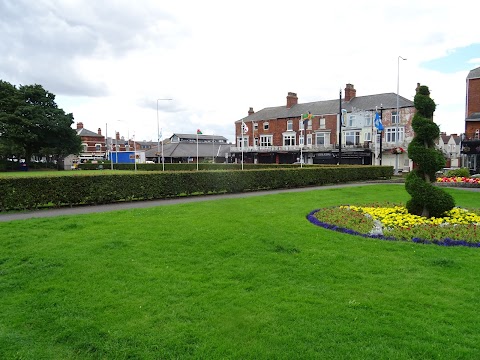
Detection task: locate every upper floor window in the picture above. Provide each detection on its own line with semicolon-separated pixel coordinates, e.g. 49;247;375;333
259;135;272;147
319;118;326;129
237;136;248;148
287;120;293;131
392;111;399;124
253;123;258;131
82;143;88;152
300;119;313;130
307;134;312;146
345;131;361;146
348;115;356;127
283;134;296;146
365;113;372;127
364;132;372;142
385;127;404;143
95;144;101;151
263;122;269;131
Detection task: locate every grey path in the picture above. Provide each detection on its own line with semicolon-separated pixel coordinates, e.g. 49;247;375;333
1;182;478;222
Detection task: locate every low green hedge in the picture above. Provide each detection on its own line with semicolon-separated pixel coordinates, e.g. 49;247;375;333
0;166;393;211
77;162;328;171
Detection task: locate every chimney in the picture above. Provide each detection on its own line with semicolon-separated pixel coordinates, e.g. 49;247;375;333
344;84;356;101
98;128;102;135
77;122;83;129
248;107;254;116
116;131;120;140
286;92;298;108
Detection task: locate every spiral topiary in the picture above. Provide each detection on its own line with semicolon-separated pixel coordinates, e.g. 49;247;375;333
405;85;455;218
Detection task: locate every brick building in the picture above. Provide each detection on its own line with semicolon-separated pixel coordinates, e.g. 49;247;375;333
76;122;106;162
231;84;415;169
461;66;480;174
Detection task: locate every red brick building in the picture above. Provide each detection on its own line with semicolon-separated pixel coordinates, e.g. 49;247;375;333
231;84;415;168
462;66;480;174
76;122;106;162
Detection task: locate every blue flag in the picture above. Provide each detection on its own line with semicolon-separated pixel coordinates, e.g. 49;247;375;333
374;112;383;131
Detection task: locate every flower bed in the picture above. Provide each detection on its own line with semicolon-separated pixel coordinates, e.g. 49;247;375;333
308;204;480;247
436;176;480;187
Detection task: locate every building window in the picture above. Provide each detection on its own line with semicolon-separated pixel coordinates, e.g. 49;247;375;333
315;133;326;146
299;119;312;130
237;136;248;147
364;132;372;142
385;127;404;143
264;122;269;130
82;143;88;152
299;135;304;146
365;113;372;127
253;123;258;131
95;144;101;151
283;134;296;146
307;134;312;146
392;111;399;124
259;135;272;147
348;115;356;127
345;131;361;146
287;120;293;131
319;118;326;129
254;137;259;146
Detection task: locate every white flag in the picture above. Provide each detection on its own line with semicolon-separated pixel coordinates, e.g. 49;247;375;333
242;121;249;133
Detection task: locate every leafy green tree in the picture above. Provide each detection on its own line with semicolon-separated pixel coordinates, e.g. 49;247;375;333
0;81;81;164
405;85;454;218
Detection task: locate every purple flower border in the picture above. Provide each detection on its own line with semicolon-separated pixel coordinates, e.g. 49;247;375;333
306;209;480;248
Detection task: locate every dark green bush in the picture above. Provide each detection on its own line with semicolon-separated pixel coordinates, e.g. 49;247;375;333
405;85;454;217
0;166;393;211
445;167;471;178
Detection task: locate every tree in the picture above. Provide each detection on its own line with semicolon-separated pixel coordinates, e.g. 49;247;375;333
405;85;455;218
0;81;81;164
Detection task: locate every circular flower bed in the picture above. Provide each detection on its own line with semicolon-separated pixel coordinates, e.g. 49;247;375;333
307;204;480;247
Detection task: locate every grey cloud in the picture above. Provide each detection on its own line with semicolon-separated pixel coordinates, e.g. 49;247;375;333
0;0;184;96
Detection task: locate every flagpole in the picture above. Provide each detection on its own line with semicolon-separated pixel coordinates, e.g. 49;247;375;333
300;114;304;168
241;122;244;170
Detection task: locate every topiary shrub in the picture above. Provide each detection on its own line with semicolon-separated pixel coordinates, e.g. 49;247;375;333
405;85;455;218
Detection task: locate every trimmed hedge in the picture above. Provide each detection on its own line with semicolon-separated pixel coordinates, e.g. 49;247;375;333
0;166;393;211
77;162;335;171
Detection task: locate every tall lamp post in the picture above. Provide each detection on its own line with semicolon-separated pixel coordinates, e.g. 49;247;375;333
157;98;173;171
338;89;342;165
396;56;407;175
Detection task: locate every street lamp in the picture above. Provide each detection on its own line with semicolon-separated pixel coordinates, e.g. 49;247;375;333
396;55;407;175
157;98;173;171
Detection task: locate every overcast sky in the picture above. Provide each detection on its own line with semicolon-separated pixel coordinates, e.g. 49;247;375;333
1;0;480;143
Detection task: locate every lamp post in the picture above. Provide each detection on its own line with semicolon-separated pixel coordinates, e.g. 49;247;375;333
395;56;407;175
157;98;173;171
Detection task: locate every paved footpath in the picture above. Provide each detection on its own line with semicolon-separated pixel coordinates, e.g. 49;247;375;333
0;182;478;222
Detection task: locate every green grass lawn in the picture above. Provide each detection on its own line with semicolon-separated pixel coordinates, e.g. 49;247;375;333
1;185;479;359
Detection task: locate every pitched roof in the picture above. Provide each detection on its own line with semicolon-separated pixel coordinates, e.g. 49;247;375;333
171;134;228;142
77;128;103;137
144;142;231;158
238;92;414;122
467;66;480;80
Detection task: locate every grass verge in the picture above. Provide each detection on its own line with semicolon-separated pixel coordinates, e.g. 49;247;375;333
1;184;479;359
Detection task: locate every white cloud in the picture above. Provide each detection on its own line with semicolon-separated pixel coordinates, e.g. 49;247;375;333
2;0;480;142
